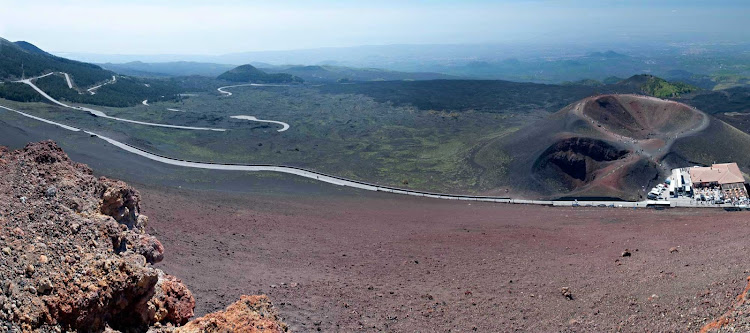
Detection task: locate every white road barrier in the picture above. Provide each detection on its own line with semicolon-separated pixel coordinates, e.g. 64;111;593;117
0;105;80;132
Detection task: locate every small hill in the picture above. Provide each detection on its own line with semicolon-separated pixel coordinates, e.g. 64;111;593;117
0;37;113;86
586;50;628;59
217;64;303;84
484;94;715;200
617;74;697;98
602;76;624;84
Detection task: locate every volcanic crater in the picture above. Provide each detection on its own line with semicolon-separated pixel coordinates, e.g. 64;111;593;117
499;94;709;199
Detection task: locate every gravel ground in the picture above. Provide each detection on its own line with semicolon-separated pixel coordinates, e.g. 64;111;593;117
141;184;750;332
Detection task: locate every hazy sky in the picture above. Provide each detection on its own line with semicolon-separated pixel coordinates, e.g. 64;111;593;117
0;0;747;55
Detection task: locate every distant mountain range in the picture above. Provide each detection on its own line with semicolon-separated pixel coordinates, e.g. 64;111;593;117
99;61;235;77
97;61;458;83
55;42;750;87
0;37;730;113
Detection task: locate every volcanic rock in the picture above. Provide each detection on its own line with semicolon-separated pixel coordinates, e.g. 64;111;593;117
0;141;286;332
175;295;288;333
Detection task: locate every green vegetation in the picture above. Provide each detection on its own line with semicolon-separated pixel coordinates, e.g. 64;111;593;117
0;73;187;107
640;76;697;98
316;80;637;113
0;82;543;193
37;74;185;107
217;64;303;84
0;82;44;103
602;76;623;84
0;38;112;86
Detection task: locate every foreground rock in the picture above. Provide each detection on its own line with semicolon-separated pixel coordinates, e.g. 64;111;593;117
176;295;288;333
0;141;286;332
701;276;750;332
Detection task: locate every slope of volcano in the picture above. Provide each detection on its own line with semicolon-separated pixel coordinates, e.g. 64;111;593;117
486;94;712;200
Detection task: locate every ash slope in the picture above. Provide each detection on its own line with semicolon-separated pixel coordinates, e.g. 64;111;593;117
491;94;742;200
0;141;286;332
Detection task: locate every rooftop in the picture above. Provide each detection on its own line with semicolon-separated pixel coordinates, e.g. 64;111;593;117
689;163;745;185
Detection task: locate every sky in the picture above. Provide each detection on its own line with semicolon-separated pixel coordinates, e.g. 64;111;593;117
0;0;747;55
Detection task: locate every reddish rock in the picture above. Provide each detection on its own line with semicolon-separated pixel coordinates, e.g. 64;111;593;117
0;142;179;330
0;141;281;332
176;295;287;333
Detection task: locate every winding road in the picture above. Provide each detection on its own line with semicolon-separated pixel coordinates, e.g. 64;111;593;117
0;105;80;131
230;115;289;132
87;76;117;95
14;73;227;132
217;83;288;96
0;80;710;208
0;101;696;208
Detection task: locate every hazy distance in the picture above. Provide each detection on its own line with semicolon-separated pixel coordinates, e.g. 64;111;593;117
1;0;748;60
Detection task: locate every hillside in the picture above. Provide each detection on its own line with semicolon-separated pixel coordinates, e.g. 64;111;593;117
0;38;113;86
481;94;734;200
217;64;303;83
617;74;698;98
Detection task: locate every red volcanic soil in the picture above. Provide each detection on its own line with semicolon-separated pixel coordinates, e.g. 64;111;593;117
139;184;750;332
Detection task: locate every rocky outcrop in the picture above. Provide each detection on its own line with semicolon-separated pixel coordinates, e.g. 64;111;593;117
175;295;288;333
0;141;286;332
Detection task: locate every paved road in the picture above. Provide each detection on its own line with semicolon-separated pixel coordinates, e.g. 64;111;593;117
0;90;729;209
0;104;80;132
217;84;292;131
87;76;116;95
61;72;73;89
0;101;672;208
230;115;289;132
15;73;227;132
217;83;289;96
